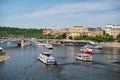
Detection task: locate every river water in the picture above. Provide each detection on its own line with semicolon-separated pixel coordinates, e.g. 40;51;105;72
0;43;120;80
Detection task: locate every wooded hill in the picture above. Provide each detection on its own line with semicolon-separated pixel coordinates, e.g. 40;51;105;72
0;26;120;42
0;26;43;38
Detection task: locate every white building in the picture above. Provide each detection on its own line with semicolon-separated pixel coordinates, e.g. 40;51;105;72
105;24;120;38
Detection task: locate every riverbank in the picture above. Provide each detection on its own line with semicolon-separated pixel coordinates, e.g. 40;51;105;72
0;54;10;62
97;42;120;48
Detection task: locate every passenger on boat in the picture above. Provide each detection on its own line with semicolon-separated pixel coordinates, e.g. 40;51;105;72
85;48;93;55
85;48;93;60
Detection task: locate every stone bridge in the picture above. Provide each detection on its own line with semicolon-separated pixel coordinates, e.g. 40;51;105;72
0;38;45;47
0;38;91;47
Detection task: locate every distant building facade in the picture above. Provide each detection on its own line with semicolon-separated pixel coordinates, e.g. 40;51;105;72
87;28;103;36
61;26;103;39
43;29;61;35
105;24;120;38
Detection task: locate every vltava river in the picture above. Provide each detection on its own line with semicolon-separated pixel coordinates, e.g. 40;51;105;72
0;43;120;80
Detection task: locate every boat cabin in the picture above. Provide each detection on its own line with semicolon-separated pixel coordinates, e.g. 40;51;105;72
41;52;51;57
0;47;5;54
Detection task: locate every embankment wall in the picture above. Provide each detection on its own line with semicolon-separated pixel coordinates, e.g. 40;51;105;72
97;42;120;47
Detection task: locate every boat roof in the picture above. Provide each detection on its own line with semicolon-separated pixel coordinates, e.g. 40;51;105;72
42;52;51;54
76;53;90;56
0;47;3;50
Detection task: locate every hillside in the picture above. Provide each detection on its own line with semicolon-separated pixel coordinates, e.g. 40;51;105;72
0;26;43;38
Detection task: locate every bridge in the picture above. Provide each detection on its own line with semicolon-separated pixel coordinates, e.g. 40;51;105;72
0;38;91;47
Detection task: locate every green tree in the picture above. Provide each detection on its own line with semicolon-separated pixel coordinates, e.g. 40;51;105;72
0;26;43;38
69;36;73;40
74;36;80;40
104;34;115;42
61;33;66;39
116;34;120;42
56;35;62;39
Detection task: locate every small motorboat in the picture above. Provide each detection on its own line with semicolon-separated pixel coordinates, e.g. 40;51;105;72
0;47;5;55
76;47;93;61
0;47;10;62
36;43;46;46
44;44;53;49
38;52;57;65
84;44;102;50
84;42;102;49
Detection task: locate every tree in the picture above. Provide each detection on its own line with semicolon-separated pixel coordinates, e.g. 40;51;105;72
74;36;80;40
61;33;66;39
116;34;120;42
103;30;105;35
94;35;103;42
104;34;115;42
0;26;43;38
69;36;73;40
56;35;62;39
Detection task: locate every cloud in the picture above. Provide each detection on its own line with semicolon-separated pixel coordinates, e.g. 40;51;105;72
10;0;120;20
2;0;119;29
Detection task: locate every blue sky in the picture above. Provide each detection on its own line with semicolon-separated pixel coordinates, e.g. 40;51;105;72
0;0;120;29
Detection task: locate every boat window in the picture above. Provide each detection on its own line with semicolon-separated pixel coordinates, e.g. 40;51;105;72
46;54;50;56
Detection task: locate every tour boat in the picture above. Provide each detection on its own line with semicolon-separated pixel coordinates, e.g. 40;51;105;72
76;54;92;61
0;47;5;54
76;47;93;61
38;52;57;65
36;43;47;46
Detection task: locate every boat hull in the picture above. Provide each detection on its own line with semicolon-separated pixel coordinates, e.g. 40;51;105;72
38;56;57;65
76;54;92;61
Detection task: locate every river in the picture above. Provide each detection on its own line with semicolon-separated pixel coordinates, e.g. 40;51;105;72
0;42;120;80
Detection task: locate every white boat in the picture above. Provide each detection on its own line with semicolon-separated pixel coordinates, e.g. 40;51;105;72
77;47;93;61
84;45;102;49
0;47;5;54
38;52;57;65
44;44;53;49
36;43;47;46
84;42;102;50
76;54;92;61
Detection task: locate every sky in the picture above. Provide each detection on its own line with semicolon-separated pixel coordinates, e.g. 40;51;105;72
0;0;120;29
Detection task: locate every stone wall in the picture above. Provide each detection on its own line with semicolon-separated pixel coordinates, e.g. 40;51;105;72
97;42;120;47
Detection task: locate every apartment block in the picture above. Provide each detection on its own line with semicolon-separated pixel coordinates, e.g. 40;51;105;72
105;24;120;38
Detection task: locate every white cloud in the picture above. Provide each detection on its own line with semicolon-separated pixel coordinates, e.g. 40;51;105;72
3;0;119;29
10;0;120;20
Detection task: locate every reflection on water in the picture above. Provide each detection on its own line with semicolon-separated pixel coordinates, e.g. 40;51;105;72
103;47;120;63
0;43;120;80
0;61;5;70
104;47;120;54
0;42;18;48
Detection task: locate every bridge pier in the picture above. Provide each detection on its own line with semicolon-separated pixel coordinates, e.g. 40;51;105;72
21;40;25;47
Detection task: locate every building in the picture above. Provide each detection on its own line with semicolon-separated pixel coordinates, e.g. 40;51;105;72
87;28;103;36
105;24;120;38
43;29;61;35
61;26;103;39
